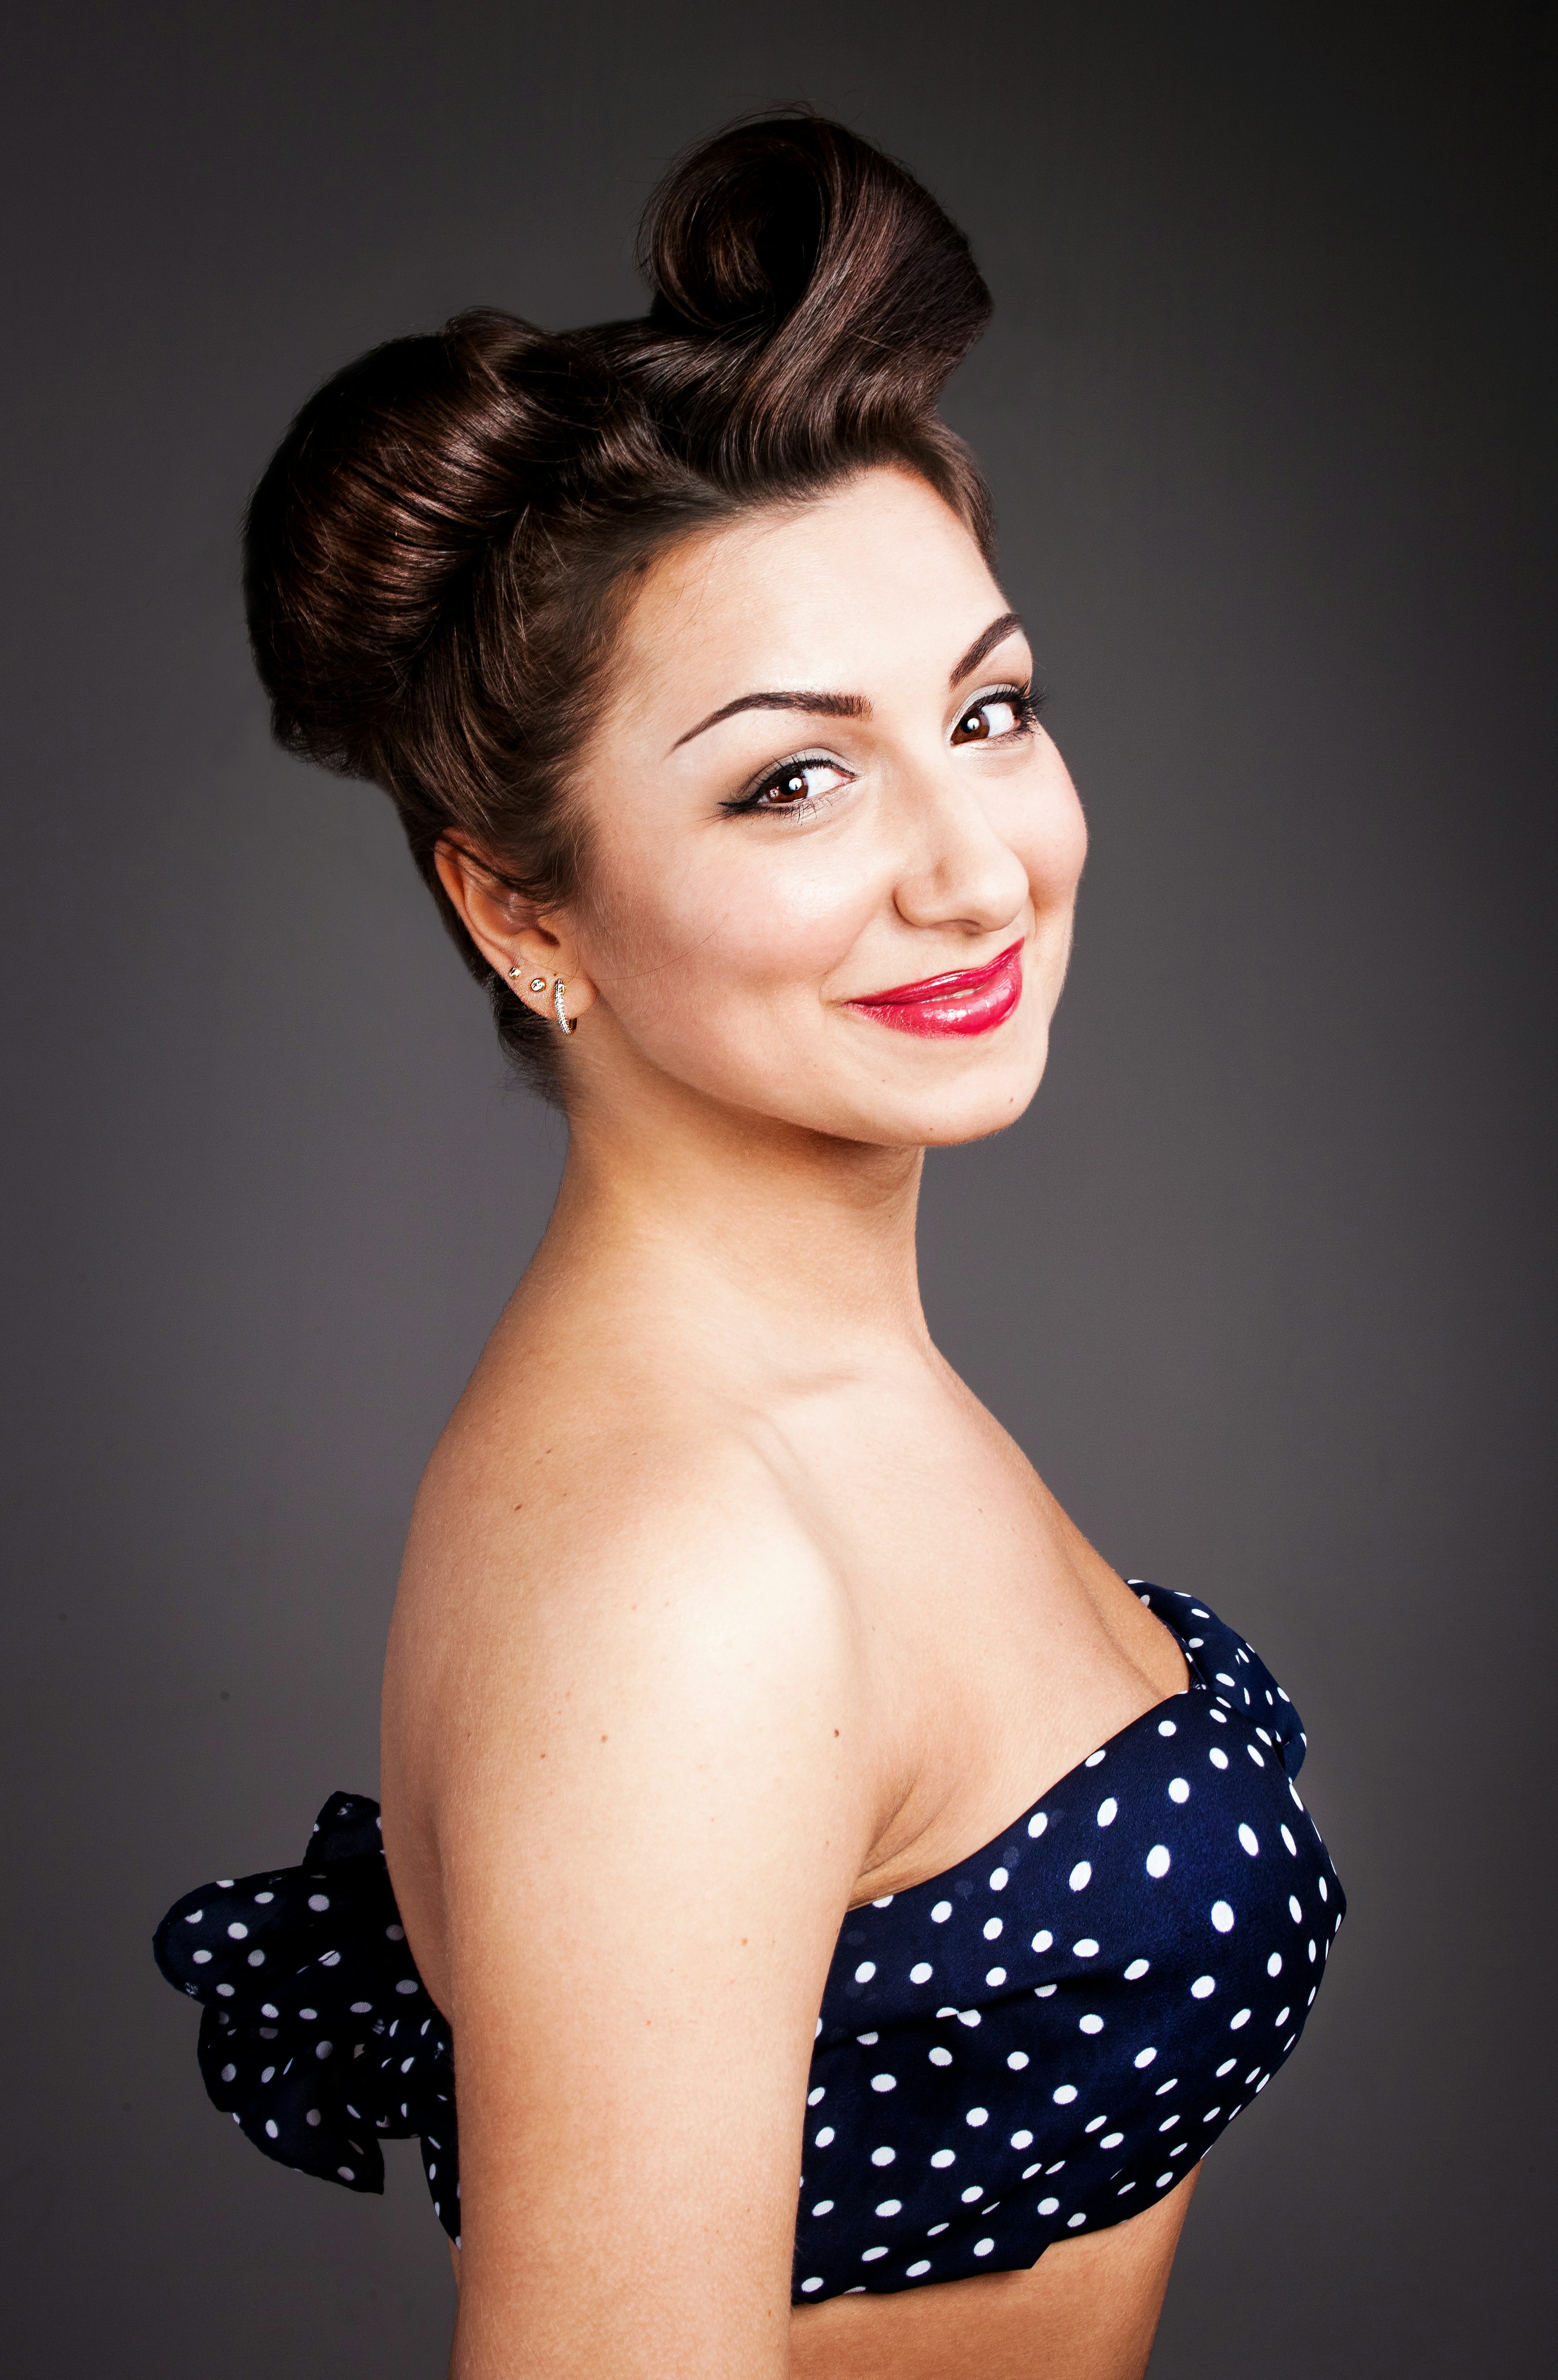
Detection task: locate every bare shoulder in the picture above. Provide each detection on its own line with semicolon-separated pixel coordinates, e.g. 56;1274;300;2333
392;1351;864;1688
382;1309;877;1885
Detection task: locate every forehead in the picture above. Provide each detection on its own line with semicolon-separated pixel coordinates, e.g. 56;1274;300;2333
610;469;1007;738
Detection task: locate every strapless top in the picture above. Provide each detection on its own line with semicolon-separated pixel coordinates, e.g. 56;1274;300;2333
153;1583;1344;2303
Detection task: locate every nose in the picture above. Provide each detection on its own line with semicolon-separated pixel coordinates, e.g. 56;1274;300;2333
889;766;1031;938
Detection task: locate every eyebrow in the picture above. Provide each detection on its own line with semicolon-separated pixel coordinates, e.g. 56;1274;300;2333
948;611;1025;689
667;612;1027;754
670;688;868;752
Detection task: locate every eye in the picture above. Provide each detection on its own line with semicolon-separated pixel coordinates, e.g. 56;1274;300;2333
951;687;1039;746
725;755;854;817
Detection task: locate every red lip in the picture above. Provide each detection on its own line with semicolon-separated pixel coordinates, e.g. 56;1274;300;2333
848;938;1026;1039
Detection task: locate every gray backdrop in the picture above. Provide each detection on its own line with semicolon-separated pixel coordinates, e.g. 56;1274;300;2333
3;3;1553;2372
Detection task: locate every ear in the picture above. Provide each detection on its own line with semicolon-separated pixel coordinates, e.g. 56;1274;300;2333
434;838;597;1032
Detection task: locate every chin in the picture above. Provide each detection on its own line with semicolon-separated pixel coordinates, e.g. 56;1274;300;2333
824;1028;1053;1151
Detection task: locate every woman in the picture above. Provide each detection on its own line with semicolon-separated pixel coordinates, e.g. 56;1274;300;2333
156;116;1343;2378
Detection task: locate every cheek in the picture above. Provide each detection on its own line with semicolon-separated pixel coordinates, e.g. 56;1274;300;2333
581;826;878;1007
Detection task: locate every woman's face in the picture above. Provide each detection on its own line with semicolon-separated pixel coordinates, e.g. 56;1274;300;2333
559;467;1088;1149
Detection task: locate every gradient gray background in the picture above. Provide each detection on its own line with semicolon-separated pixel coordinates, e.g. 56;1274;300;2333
3;2;1553;2372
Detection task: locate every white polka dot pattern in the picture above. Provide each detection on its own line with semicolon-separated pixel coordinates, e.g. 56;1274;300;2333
153;1587;1343;2299
152;1794;458;2237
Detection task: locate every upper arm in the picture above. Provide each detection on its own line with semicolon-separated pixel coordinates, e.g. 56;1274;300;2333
413;1459;870;2379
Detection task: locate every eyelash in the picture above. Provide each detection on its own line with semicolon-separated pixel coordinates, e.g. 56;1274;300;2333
954;683;1045;745
721;683;1045;819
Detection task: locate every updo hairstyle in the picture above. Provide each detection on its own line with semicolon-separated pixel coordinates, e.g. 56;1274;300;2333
244;116;994;1096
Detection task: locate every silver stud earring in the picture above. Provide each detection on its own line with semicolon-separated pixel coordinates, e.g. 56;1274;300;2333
528;977;547;993
552;977;575;1036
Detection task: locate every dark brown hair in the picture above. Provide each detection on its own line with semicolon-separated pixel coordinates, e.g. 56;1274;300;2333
244;115;994;1096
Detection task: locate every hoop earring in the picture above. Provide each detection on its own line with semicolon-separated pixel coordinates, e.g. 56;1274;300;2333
552;978;576;1037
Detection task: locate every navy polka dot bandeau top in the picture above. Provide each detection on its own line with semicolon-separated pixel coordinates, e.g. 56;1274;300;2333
153;1585;1344;2303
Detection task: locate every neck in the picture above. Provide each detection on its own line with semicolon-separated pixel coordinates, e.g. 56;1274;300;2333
529;1077;931;1356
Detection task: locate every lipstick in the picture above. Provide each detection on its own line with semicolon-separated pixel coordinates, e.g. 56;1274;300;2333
847;939;1025;1039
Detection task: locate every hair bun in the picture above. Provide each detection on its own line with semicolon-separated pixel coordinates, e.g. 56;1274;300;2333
244;310;610;780
639;115;990;448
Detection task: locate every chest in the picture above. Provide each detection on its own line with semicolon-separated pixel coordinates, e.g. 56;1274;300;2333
783;1384;1188;1894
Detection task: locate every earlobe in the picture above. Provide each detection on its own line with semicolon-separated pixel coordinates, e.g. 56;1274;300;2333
504;967;580;1035
505;965;578;1034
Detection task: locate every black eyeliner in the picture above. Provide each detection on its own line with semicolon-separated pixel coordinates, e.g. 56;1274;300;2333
719;749;847;816
720;682;1045;820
